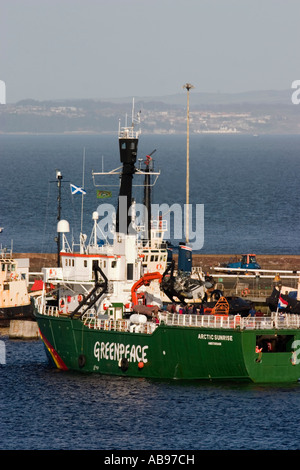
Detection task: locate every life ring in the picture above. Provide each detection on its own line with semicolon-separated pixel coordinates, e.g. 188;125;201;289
241;288;250;297
156;263;163;270
78;354;86;368
78;294;83;303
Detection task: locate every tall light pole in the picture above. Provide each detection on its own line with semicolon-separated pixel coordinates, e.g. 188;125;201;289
183;83;194;244
56;169;63;267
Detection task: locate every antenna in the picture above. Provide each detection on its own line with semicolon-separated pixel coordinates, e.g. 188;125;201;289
80;148;86;235
132;97;135;126
56;169;63;267
50;170;69;266
118;98;141;140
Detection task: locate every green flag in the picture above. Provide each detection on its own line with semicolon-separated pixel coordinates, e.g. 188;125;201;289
97;190;112;199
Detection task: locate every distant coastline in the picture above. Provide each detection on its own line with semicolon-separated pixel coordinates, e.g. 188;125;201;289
0;89;299;135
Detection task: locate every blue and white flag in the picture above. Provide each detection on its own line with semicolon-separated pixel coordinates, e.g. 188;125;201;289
70;184;86;195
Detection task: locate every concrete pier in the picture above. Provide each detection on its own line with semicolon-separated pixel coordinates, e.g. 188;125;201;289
9;320;40;340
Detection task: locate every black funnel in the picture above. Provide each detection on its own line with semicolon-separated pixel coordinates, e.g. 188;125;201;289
116;136;138;234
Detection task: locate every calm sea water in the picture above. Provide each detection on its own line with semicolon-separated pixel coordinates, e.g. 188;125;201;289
1;335;300;451
1;133;300;254
1;133;300;451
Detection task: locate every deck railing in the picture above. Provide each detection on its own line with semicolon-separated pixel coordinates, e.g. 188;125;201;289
37;303;300;333
38;304;59;317
160;312;300;330
160;313;243;329
82;316;157;334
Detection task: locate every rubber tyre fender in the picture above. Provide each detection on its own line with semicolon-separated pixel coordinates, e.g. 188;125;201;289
120;357;129;372
78;354;86;368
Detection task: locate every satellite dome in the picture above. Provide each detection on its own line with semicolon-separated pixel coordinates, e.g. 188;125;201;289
57;220;70;233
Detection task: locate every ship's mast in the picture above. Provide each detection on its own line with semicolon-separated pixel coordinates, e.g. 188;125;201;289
116;99;141;234
56;169;63;267
92;100;160;240
143;149;156;241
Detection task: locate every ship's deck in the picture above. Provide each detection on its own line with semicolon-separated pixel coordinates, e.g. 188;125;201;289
38;305;300;334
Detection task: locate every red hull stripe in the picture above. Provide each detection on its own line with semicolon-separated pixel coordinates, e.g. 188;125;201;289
39;329;68;371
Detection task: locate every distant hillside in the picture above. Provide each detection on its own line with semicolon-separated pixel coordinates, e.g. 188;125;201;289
106;89;293;106
0;89;299;134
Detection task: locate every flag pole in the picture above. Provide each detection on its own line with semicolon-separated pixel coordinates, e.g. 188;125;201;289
80;148;85;236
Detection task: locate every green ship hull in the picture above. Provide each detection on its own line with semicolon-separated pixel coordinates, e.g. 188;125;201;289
36;311;300;383
35;106;300;384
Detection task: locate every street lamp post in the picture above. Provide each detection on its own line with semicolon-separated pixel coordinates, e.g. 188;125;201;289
183;83;194;244
56;169;63;267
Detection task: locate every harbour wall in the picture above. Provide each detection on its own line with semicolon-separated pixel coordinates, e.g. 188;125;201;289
9;320;39;340
13;253;300;274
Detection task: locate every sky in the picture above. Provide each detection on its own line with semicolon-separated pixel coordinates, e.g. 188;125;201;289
1;0;300;103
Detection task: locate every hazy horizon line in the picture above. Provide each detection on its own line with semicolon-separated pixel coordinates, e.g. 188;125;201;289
3;87;293;105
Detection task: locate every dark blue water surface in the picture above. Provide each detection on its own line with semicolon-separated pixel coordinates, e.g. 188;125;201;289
1;134;300;451
1;133;300;254
1;335;300;451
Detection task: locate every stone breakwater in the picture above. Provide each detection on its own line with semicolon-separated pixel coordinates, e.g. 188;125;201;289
13;253;300;274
